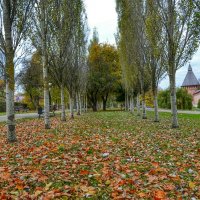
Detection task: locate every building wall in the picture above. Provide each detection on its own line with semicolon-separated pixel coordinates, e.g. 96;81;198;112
185;86;198;95
193;93;200;107
183;86;200;107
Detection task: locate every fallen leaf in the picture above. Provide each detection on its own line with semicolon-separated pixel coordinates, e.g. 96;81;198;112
153;190;166;200
80;170;90;175
189;181;195;189
45;182;53;191
34;190;43;197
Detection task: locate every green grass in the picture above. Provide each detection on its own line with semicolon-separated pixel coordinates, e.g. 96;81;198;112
148;110;200;120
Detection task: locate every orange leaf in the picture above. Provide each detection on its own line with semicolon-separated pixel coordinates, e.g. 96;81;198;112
16;184;24;190
153;190;166;200
118;180;126;186
1;172;11;180
138;192;146;198
152;162;159;168
80;170;90;175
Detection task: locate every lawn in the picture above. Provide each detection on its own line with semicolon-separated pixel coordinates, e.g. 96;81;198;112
0;111;199;199
0;112;6;116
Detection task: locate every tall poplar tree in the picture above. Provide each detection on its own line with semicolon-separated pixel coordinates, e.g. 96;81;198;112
0;0;35;141
156;0;200;127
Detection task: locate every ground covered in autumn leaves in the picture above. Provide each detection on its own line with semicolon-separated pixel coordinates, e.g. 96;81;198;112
0;111;200;199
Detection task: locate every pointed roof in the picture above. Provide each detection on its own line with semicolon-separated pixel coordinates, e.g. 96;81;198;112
182;64;199;87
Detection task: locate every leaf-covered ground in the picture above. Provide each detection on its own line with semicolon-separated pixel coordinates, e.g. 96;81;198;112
0;111;200;199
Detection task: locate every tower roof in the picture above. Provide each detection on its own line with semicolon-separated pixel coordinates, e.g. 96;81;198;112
182;64;199;87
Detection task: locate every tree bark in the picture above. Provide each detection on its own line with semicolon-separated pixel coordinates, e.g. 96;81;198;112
125;90;128;111
92;102;97;111
130;95;134;113
126;92;129;111
43;67;50;129
137;93;140;116
49;90;52;106
6;62;16;142
83;95;86;112
168;0;178;128
41;2;50;129
79;93;82;115
76;93;80;115
85;95;87;112
3;1;17;142
153;90;159;122
69;94;74;119
60;84;66;121
142;94;147;119
169;75;179;128
102;99;106;111
102;94;108;111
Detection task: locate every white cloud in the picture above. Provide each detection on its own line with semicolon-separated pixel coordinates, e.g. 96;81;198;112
84;0;117;44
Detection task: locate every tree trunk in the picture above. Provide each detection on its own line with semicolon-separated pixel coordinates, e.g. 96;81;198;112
103;99;106;111
29;94;37;110
79;93;82;115
137;93;140;116
3;1;17;142
76;93;80;115
43;68;50;129
85;95;88;112
130;95;134;113
6;61;16;142
102;94;108;111
69;94;74;119
140;69;147;119
169;75;179;128
153;90;159;122
83;95;86;112
168;0;178;128
126;92;129;111
49;90;52;106
60;84;66;121
92;102;97;111
125;90;129;111
125;90;127;111
142;92;147;119
41;2;50;129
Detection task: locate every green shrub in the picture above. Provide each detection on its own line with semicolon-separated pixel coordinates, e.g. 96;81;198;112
197;99;200;109
158;88;193;110
158;89;171;109
0;101;6;112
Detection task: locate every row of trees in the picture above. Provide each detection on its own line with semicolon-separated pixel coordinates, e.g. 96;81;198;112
18;29;121;112
0;0;88;142
116;0;200;127
1;0;200;142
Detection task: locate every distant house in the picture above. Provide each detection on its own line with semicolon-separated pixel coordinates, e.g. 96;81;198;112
181;64;200;106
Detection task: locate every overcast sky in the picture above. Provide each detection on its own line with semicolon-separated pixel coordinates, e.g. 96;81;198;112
84;0;200;89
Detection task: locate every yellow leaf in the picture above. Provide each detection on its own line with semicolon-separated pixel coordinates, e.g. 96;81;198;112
35;190;42;197
80;186;96;195
45;182;53;191
87;190;96;195
189;181;195;189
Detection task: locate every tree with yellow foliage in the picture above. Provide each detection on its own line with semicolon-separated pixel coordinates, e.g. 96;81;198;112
87;29;120;111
